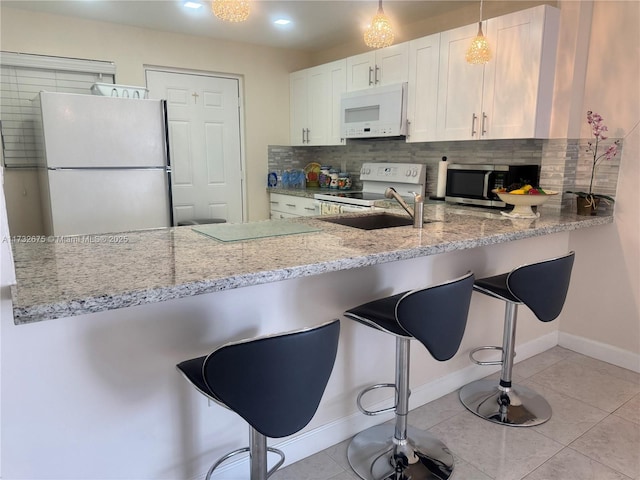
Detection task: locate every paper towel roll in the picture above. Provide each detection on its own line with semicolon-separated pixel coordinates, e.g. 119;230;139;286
435;157;448;198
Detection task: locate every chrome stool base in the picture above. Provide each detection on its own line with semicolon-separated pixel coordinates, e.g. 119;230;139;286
348;424;454;480
459;379;552;427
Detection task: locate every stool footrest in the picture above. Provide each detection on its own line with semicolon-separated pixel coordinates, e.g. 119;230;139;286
205;446;285;480
356;383;397;416
469;346;504;366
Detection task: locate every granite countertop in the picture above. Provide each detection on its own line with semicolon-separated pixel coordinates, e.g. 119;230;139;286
10;204;612;324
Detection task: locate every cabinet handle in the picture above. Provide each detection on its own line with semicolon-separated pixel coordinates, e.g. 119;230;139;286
285;203;296;207
368;67;374;86
304;207;315;211
471;113;478;137
406;119;411;138
375;65;380;84
301;128;306;143
481;112;487;136
305;128;310;143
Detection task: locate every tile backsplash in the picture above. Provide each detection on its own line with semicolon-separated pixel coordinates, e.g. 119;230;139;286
268;138;622;212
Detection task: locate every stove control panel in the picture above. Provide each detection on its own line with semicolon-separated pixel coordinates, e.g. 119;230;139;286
360;162;426;185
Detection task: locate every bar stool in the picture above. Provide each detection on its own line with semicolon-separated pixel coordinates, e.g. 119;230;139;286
345;272;475;480
459;251;575;427
177;319;340;480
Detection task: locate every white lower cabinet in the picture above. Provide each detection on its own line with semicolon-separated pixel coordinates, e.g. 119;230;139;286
269;193;318;218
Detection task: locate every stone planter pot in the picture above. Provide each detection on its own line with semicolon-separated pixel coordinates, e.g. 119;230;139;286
576;196;600;216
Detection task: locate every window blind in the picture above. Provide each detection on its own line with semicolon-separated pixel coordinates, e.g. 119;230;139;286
0;52;116;168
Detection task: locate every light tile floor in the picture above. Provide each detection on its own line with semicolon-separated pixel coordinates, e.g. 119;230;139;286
272;347;640;480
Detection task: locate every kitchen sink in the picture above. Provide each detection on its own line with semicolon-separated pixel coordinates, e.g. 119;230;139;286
320;213;418;230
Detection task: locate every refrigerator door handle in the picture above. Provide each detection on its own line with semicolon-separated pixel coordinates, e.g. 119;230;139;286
161;99;175;227
47;166;169;171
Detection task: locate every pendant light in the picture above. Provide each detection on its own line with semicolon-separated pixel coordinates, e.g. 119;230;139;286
212;0;250;23
364;0;394;49
466;0;492;64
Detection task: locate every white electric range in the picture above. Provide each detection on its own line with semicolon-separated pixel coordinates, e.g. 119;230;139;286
314;162;426;214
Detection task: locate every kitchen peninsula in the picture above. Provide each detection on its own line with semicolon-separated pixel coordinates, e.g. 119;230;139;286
12;204;609;324
4;205;612;480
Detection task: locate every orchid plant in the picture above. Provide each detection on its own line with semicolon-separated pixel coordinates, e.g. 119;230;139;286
567;111;619;207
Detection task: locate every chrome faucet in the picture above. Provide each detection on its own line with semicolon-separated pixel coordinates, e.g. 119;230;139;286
384;188;424;228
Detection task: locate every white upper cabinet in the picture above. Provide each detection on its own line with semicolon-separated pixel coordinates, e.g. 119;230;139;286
436;5;560;140
406;34;440;143
482;6;559;139
346;42;409;91
326;60;348;145
290;59;347;146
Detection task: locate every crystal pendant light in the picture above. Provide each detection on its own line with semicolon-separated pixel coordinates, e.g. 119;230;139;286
466;0;492;64
212;0;250;23
364;0;394;49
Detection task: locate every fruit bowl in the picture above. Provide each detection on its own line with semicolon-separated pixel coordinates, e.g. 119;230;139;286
494;189;558;218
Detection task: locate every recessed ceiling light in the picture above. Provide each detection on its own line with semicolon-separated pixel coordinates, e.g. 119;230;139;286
184;1;203;9
274;19;291;26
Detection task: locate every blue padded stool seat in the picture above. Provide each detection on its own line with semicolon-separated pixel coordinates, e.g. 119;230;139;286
474;273;517;302
459;252;575;427
177;319;340;480
345;272;475;480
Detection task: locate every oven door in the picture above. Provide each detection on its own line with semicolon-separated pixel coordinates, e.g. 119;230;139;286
315;200;377;215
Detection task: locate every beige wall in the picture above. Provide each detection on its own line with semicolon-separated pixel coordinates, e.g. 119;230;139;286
554;1;640;355
0;6;311;223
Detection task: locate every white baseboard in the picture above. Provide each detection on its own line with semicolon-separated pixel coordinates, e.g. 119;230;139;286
209;331;559;479
559;332;640;373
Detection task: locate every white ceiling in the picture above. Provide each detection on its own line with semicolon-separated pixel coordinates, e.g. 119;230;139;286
1;0;480;52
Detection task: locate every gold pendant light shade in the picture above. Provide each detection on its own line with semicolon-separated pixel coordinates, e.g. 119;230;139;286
364;1;394;49
466;22;492;64
212;0;250;22
466;0;492;64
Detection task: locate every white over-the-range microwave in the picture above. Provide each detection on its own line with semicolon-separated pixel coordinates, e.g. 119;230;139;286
340;82;408;139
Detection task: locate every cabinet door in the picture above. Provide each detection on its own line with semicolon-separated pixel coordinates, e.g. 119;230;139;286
307;65;329;145
482;5;559;139
406;34;440;142
376;42;409;86
326;59;347;145
290;70;308;146
346;52;376;91
436;23;485;140
269;194;318;217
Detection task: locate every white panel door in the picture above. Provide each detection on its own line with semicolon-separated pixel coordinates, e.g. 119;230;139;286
407;34;440;143
306;65;329;145
326;59;347;145
290;70;309;146
346;52;375;91
376;42;409;86
436;23;485;140
482;6;551;139
146;70;243;224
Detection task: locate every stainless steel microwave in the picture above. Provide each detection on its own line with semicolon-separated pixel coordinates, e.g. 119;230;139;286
340;82;407;139
445;164;540;207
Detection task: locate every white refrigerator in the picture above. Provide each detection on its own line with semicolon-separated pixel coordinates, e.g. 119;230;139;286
36;91;173;236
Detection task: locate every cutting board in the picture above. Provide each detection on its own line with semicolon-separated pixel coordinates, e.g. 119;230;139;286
192;220;321;243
